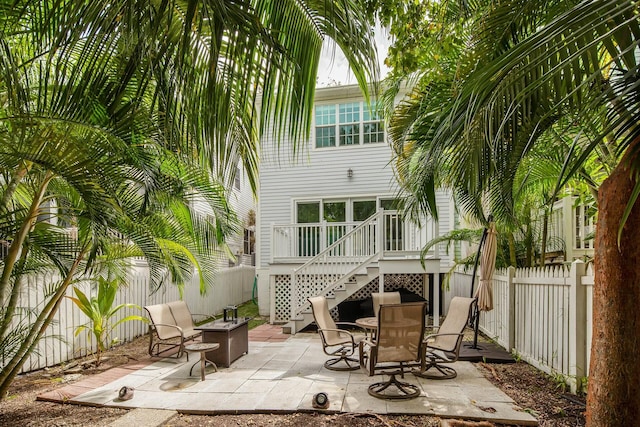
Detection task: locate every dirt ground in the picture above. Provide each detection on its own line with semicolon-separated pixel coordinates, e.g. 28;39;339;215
0;335;586;427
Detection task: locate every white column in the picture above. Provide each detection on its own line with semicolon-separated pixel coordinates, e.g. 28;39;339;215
433;272;440;327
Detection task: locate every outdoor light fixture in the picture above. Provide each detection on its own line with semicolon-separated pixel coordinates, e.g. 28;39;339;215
347;168;353;178
312;392;329;409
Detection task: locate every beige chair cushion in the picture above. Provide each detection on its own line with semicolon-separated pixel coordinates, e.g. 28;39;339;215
375;302;426;363
372;292;401;317
309;296;352;346
167;301;198;337
429;297;475;352
144;304;180;340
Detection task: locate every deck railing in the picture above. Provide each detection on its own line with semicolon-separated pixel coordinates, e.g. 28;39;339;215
290;211;383;320
272;210;437;262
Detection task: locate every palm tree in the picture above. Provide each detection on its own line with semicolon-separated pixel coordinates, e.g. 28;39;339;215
384;0;639;424
0;0;378;399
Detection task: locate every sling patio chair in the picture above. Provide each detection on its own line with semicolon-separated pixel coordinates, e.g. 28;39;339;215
144;301;203;360
414;296;475;379
308;296;367;371
359;301;427;400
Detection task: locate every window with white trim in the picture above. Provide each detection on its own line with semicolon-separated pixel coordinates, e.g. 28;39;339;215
363;102;384;144
315;104;336;148
315;101;384;148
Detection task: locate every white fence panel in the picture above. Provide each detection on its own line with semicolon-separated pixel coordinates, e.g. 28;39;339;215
6;262;255;374
581;263;594;370
479;268;512;349
513;266;571;376
447;261;592;392
182;266;256;316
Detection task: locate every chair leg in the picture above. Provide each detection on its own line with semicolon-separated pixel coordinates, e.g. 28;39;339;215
368;373;421;400
324;355;360;371
413;361;457;379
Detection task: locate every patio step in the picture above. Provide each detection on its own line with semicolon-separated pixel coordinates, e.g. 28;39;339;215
108;408;177;427
283;265;379;334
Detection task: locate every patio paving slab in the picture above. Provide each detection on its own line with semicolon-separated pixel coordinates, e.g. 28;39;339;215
107;408;177;427
38;327;537;425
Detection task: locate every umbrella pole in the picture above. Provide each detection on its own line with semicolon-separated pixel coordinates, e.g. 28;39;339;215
469;229;488;298
470;226;489;349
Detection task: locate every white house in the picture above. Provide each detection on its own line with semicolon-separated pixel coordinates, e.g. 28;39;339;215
255;84;457;333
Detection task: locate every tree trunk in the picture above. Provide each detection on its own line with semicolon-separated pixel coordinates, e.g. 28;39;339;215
508;232;517;266
587;152;640;425
525;220;533;267
540;208;549;267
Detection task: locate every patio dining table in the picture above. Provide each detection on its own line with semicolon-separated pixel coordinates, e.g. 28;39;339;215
355;316;378;334
356;316;422;340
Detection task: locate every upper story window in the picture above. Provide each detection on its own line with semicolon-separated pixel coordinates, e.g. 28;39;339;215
363;103;385;144
315;105;336;148
315;101;384;148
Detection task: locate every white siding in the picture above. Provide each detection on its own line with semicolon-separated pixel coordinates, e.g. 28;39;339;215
226;166;256;262
191;164;256;269
257;84;454;268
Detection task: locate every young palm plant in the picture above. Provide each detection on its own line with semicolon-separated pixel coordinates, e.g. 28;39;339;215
68;277;147;366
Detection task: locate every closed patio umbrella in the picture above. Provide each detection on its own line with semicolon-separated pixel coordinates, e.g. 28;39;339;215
474;221;497;311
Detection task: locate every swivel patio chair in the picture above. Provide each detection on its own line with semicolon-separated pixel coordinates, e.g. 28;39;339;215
359;302;427;400
308;296;366;371
414;296;475;379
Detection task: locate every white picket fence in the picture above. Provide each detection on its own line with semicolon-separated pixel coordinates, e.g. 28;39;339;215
4;263;255;374
447;260;593;392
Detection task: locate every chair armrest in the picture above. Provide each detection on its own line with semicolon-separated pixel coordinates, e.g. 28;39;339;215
423;332;464;352
360;337;376;348
335;322;368;335
318;327;355;338
424;332;464;341
318;327;362;345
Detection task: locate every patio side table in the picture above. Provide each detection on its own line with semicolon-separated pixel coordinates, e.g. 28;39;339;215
195;317;250;368
185;342;219;381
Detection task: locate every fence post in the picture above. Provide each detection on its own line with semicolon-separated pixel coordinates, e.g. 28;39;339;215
507;266;516;351
568;259;587;393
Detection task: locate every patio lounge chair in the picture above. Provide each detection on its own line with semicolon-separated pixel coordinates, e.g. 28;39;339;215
359;302;427;400
144;301;202;360
372;291;401;317
414;296;475;379
308;295;366;371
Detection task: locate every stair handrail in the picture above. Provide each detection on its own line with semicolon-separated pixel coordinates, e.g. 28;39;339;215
291;210;383;320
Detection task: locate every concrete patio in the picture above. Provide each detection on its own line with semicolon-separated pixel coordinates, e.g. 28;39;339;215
38;325;537;425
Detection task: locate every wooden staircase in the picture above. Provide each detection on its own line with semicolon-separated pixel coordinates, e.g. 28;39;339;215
283;211;384;334
282;264;379;334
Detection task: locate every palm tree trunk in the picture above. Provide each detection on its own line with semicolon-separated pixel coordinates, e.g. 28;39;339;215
0;246;87;400
0;162;30;214
0;171;53;326
0;245;30;340
539;209;549;267
587;146;640;425
508;232;517;266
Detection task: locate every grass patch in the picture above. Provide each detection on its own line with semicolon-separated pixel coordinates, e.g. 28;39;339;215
236;300;268;330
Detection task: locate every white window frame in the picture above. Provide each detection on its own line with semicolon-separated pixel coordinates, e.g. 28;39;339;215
313;101;384;149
